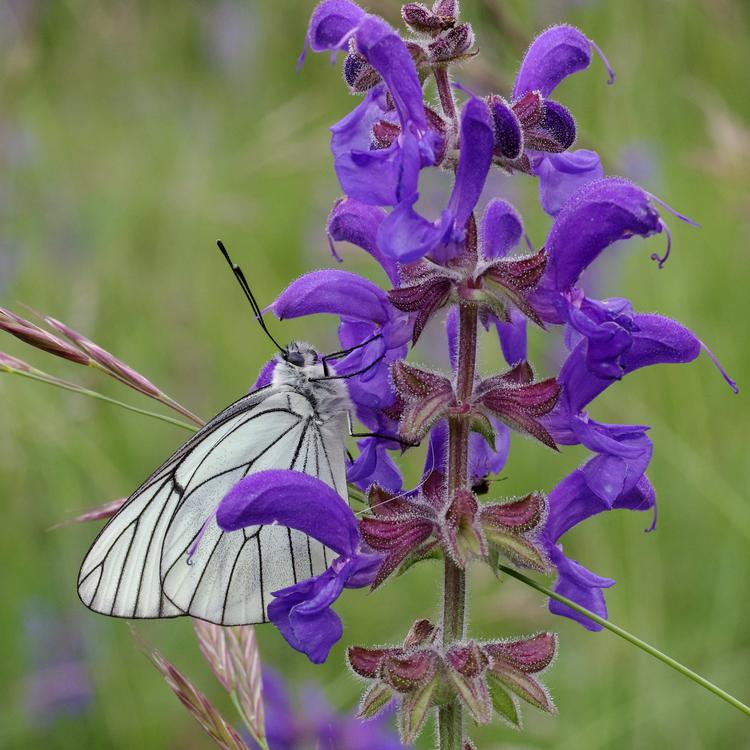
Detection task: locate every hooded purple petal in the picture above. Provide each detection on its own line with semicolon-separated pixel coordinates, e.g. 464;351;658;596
558;313;701;412
444;97;495;233
217;470;359;557
304;0;365;55
544;178;663;293
354;16;426;131
272;269;391;326
544;471;655;628
327;197;399;285
533;149;604;217
480;199;524;259
513;25;610;99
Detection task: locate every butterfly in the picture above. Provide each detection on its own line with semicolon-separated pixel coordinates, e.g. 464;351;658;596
77;242;379;626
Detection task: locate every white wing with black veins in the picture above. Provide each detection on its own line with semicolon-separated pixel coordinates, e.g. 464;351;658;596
77;386;348;625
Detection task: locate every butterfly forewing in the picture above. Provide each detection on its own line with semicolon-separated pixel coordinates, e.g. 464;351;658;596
78;385;348;625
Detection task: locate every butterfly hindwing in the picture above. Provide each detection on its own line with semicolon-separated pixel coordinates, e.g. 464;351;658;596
77;385;348;624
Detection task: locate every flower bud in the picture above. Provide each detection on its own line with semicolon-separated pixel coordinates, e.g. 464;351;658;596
428;23;475;63
401;2;455;34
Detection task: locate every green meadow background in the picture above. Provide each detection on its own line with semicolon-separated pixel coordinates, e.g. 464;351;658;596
1;1;748;748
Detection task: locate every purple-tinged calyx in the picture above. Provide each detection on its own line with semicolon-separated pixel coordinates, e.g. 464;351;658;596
359;485;439;588
480;491;551;572
401;2;456;34
349;624;557;735
391;361;456;444
474;362;561;450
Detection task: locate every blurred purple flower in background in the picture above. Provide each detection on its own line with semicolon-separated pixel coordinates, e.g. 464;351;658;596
21;601;92;726
248;668;405;750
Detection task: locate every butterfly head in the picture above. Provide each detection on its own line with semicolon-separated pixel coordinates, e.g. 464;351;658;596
281;341;320;368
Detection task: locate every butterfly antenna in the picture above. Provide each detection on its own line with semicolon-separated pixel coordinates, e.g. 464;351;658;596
216;240;286;354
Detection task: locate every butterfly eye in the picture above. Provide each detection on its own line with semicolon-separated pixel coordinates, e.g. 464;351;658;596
286;351;305;367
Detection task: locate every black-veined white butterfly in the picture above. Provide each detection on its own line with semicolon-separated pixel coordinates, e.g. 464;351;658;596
77;242;380;626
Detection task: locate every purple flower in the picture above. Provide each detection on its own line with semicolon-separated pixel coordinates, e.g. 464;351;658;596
251;668;404;750
271;269;411;409
542;314;736;625
303;0;439;207
530;178;674;380
378;95;494;263
491;24;614;215
542;471;655;629
217;470;381;663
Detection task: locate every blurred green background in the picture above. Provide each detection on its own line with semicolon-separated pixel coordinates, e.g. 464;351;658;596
1;0;749;748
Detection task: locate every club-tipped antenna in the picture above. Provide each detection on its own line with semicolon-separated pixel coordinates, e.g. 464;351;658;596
216;240;286;354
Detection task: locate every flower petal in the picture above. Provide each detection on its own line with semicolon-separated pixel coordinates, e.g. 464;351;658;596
267;567;346;663
304;0;366;55
445;97;495;233
355;16;426;131
217;470;360;558
327;197;399;285
480;199;524;260
272;269;391;326
558;313;701;412
543;177;662;293
533;149;604;217
347;437;403;492
513;25;594;99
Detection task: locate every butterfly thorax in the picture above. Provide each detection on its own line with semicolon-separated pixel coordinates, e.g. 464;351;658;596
271;342;352;423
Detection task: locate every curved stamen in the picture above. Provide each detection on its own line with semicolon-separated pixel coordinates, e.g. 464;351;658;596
588;37;615;85
650;218;671;269
700;340;739;394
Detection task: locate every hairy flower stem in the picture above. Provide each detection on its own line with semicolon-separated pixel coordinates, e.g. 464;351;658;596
440;304;478;750
434;65;458;126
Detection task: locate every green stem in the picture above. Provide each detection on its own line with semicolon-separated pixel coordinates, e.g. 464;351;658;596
499;565;750;718
5;369;199;432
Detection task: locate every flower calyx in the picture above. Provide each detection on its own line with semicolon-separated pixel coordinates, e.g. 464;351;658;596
465;246;548;328
473;361;561;449
359;484;440;589
391;361;456;443
481;491;552;573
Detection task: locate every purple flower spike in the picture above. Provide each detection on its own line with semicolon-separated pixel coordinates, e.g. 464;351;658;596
218;470;380;663
513;25;613;100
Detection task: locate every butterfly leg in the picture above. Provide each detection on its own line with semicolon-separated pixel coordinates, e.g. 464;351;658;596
346;412;419;449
